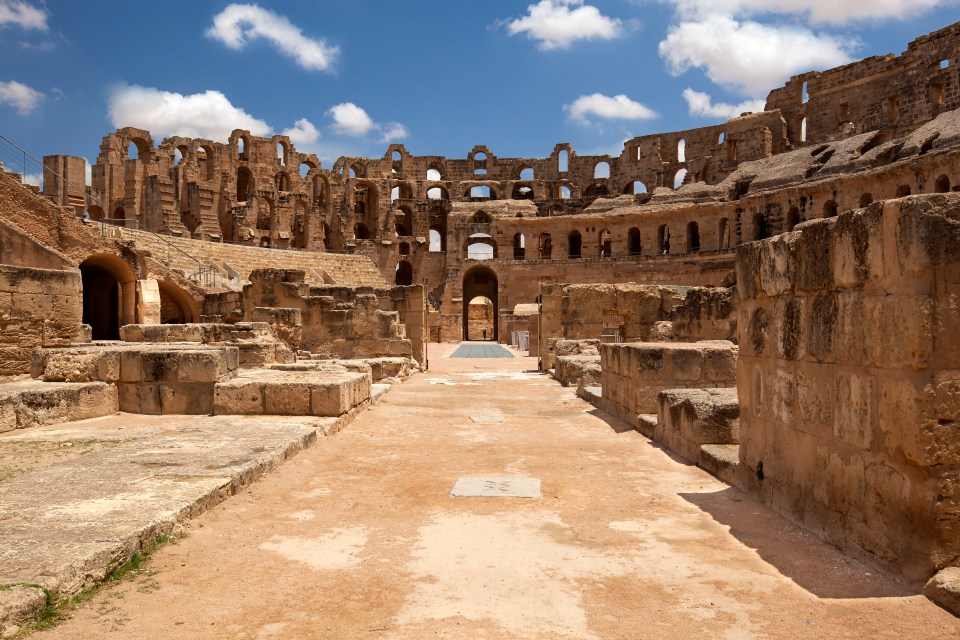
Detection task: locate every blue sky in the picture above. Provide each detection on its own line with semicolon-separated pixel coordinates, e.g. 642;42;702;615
0;0;956;182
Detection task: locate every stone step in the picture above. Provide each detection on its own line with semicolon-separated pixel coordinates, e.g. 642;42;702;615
32;344;239;415
698;444;740;484
213;368;371;417
0;380;118;433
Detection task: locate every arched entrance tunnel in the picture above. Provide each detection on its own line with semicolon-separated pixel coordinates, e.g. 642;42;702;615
79;255;137;340
462;266;498;341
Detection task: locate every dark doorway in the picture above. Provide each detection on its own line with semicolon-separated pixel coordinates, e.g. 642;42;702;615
81;263;120;339
462;266;498;341
395;260;413;286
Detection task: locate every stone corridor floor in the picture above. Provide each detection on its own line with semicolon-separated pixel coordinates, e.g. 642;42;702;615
34;343;960;639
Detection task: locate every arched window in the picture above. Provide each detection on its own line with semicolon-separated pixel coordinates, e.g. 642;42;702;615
558;149;568;173
474;151;487;176
800;117;807;143
354;223;370;240
427;167;442;181
471;211;490;224
935;175;951;193
753;213;769;240
520;167;534;181
237;167;254;202
786;206;800;231
429;229;443;252
513;233;525;260
859;193;873;208
277;142;285;165
674;168;688;189
658;225;670;254
568;230;582;259
539;233;552;260
628;227;641;256
686;222;700;252
594;162;610;179
560;185;571;199
237;137;246;158
823;200;838;217
718;218;731;249
598;229;611;257
275;172;290;192
897;184;912;197
677;138;686;163
624;180;647;195
395;260;413;286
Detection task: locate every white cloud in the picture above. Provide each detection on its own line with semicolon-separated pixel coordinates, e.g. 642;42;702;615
0;79;42;114
327;102;409;141
107;85;271;140
327;102;375;136
661;0;950;26
282;118;319;146
683;88;766;119
659;15;855;95
564;93;657;125
380;123;409;143
21;172;41;187
504;0;623;50
206;3;338;72
0;0;47;31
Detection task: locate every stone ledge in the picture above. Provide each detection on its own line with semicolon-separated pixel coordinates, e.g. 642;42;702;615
213;368;371;417
0;380;118;433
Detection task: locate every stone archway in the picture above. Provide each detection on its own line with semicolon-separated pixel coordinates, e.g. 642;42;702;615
79;254;137;340
462;265;498;341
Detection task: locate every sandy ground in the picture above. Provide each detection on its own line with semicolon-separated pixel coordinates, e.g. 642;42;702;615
33;343;960;639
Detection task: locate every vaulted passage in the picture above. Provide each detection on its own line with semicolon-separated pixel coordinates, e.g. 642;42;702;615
462;266;498;341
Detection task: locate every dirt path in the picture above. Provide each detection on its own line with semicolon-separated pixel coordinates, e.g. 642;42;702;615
34;344;960;639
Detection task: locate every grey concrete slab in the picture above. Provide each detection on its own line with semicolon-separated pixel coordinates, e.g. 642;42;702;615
450;476;540;498
449;344;514;359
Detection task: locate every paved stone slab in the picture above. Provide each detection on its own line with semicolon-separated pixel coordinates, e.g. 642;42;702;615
449;344;515;359
0;414;336;606
450;476;540;498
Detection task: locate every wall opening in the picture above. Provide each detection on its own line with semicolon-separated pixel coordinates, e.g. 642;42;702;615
520;167;534;181
686;221;700;252
513;233;525;260
859;193;873;207
673;168;688;189
237;167;254;202
658;225;670;254
677;138;686;163
429;229;443;252
599;229;611;257
935;175;951;193
786;206;800;231
462;266;498;341
823;199;838;217
567;231;582;259
719;218;731;249
79;255;135;340
753;213;769;240
539;232;552;259
395;260;413;286
628;227;641;255
594;162;610;179
896;184;912;197
558;149;568;173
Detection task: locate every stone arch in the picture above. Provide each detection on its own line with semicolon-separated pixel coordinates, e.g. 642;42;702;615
823;199;838;217
686;221;700;252
568;230;582;259
237;167;254;202
395;260;413;286
786;206;800;231
628;227;641;255
462;265;499;341
658;225;670;254
157;280;199;324
935;174;951;193
79;254;137;340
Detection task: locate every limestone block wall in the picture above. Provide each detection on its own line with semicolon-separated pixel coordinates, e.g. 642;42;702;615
735;193;960;582
243;269;414;360
600;341;738;426
0;265;83;377
538;283;687;370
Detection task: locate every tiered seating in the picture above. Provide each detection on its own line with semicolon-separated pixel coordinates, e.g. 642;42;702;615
104;226;388;288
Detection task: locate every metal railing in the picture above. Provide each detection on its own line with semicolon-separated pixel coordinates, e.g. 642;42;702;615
0;133;217;288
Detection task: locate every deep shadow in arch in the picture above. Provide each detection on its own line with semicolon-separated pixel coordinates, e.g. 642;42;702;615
79;254;136;340
462;265;498;341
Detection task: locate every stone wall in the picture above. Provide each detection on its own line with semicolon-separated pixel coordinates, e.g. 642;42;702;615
600;341;738;426
0;265;84;378
735;193;960;582
242;269;416;362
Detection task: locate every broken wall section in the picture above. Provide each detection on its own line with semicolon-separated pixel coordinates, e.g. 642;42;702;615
735;193;960;583
242;269;423;364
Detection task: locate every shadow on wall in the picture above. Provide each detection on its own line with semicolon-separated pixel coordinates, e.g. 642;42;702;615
679;488;914;599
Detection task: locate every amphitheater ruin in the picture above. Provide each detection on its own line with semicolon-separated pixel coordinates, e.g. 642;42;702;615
1;19;960;638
